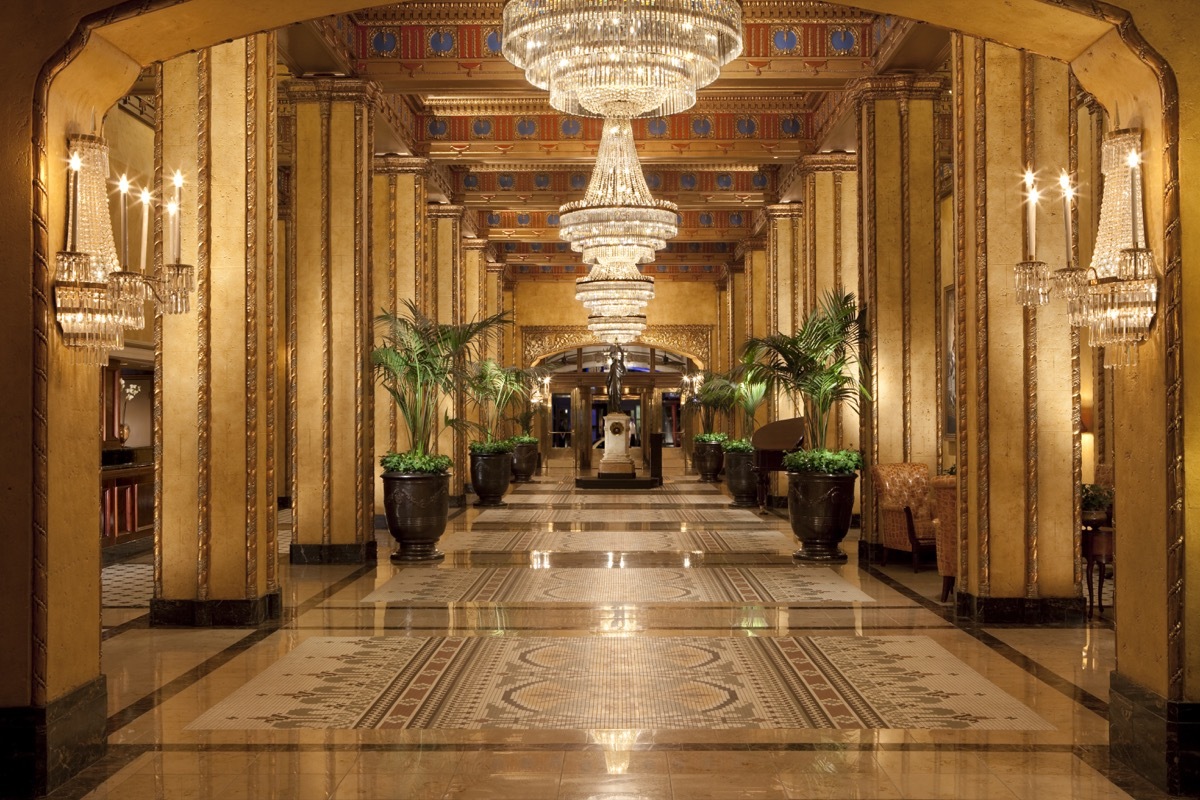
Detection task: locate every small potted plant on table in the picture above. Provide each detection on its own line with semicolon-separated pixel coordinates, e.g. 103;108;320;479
745;290;870;563
373;301;508;561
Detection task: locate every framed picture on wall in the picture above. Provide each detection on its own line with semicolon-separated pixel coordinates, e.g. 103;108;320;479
944;286;956;436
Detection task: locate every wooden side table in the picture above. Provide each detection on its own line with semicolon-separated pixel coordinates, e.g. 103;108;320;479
1081;510;1114;617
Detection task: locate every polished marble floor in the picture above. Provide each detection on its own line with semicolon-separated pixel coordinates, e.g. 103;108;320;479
74;456;1160;799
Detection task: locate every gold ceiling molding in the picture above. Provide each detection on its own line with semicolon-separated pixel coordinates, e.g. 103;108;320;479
777;151;857;199
281;77;382;107
461;162;767;174
523;325;713;369
419;93;814;118
354;1;872;26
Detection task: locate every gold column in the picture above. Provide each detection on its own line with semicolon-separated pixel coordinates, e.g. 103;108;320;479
485;259;505;363
284;78;376;563
954;37;1079;619
428;205;469;500
370;156;431;518
766;204;804;424
155;35;279;624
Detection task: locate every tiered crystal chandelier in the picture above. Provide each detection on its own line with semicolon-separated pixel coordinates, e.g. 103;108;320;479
1012;128;1158;368
54;135;196;364
502;0;743;120
503;0;743;345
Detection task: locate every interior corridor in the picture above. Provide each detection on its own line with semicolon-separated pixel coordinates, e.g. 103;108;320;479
73;461;1156;800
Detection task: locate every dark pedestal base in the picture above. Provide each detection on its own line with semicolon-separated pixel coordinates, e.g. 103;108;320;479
1110;671;1200;796
290;540;378;565
954;592;1086;625
0;675;107;799
150;589;282;627
575;476;662;490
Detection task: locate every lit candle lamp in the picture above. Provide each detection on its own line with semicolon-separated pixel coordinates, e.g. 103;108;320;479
118;174;130;269
68;152;81;251
1023;169;1038;261
1059;172;1074;268
139;188;151;274
167;200;179;265
172;171;183;264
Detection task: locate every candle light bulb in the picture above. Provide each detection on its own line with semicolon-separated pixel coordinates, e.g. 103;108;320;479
140;188;151;205
167;200;178;216
69;153;81;172
119;174;130;194
1024;170;1036;190
1127;150;1139;169
1059;172;1071;192
1029;187;1040;204
173;171;184;189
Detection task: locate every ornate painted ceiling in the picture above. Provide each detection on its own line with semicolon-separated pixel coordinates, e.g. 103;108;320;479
279;2;947;282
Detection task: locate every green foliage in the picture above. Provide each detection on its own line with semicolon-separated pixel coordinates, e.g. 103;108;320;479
734;376;768;436
1082;483;1115;511
722;437;754;454
685;372;737;434
470;439;515;455
461;359;535;443
782;448;863;475
743;289;870;452
694;432;729;445
379;451;453;475
372;301;509;457
509;435;539;445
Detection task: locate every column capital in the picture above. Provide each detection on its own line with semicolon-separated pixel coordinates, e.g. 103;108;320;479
735;235;767;262
764;202;805;220
848;74;947;105
373;155;432;175
282;77;381;108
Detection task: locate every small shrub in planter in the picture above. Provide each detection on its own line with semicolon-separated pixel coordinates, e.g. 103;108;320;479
693;432;729;481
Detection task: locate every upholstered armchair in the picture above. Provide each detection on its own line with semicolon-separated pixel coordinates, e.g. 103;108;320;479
870;463;937;572
930;475;958;602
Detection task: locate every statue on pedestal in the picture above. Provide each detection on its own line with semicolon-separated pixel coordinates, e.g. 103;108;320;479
605;345;626;405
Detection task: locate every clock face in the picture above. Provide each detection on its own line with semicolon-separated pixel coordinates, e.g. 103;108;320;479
609;421;624;435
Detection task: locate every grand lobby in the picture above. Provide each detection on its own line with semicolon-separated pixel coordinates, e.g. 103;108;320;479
3;1;1200;799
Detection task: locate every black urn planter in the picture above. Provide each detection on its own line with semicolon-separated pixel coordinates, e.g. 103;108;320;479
724;451;758;508
471;451;513;507
381;471;450;562
511;442;539;482
694;441;725;481
787;471;858;563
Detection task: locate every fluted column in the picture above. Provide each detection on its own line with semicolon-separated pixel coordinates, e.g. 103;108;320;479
370;156;431;519
283;78;376;564
953;38;1080;621
428;204;469;500
736;235;768;436
154;35;280;625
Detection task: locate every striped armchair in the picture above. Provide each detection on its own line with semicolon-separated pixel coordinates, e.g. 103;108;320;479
930;475;958;602
871;463;937;572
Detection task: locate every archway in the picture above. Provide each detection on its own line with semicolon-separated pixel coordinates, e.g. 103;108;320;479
14;0;1194;795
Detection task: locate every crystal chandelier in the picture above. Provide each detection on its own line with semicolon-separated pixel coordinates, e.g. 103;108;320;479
588;313;647;344
559;119;678;267
576;261;655;317
502;0;743;119
54;135;123;363
1082;131;1158;368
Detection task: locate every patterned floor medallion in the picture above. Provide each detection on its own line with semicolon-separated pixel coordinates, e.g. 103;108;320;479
187;635;1052;732
472;508;764;526
438;529;794;554
357;567;875;605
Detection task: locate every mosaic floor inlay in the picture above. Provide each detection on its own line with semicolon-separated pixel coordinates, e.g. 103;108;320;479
357;566;875;605
187;635;1052;732
472;507;764;526
437;528;794;554
503;492;731;506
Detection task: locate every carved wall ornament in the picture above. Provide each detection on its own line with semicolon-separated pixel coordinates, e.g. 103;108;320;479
523;325;713;369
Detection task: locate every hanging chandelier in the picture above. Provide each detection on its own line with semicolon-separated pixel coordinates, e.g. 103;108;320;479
588;313;647;345
502;0;743;119
576;261;655;317
558;118;678;267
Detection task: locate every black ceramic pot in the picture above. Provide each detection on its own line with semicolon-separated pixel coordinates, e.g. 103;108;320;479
693;441;725;482
471;451;513;507
381;471;450;562
787;471;858;563
511;442;539;482
724;451;758;508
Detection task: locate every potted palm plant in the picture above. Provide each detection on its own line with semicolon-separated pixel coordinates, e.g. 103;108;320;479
373;301;508;561
723;376;767;507
690;373;737;481
463;359;529;506
745;290;869;562
509;401;546;482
